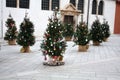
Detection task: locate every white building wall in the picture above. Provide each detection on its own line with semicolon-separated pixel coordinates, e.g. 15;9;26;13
103;0;116;33
0;0;3;38
3;0;54;37
1;0;116;38
85;0;116;33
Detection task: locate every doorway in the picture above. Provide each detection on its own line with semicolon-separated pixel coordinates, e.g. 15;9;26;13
114;2;120;34
64;15;74;25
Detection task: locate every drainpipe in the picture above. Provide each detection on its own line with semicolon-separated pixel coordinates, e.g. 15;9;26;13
1;0;3;38
87;0;90;27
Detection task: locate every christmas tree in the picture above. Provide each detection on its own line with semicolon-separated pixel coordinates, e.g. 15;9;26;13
62;23;74;41
73;21;90;51
17;13;35;53
90;18;104;45
101;19;110;41
41;7;66;66
4;14;18;45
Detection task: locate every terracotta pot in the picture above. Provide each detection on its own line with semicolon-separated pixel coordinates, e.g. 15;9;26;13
78;45;89;52
103;38;108;42
65;36;72;41
8;39;16;45
93;41;100;46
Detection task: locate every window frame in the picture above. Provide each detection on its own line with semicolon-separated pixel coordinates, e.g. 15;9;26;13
6;0;30;9
92;0;97;14
98;0;104;15
78;0;84;14
41;0;50;10
51;0;60;10
6;0;17;8
19;0;30;9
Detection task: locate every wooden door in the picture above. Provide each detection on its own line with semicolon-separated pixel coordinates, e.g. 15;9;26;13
64;15;74;25
114;2;120;34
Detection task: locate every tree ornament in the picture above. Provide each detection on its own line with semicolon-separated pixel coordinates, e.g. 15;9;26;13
49;38;51;40
51;44;53;46
54;47;56;50
59;46;62;49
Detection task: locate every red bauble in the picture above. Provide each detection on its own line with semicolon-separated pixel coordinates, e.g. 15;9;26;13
10;23;15;27
53;56;58;60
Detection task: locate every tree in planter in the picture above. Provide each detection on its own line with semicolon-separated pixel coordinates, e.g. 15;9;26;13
17;13;35;53
90;18;104;46
73;22;90;52
101;19;110;42
62;23;74;41
4;14;18;45
40;7;66;66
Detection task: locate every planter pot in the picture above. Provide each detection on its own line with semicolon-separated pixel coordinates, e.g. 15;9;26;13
8;39;16;45
20;46;30;53
43;56;65;66
103;38;108;42
65;36;72;41
93;41;100;46
78;45;89;52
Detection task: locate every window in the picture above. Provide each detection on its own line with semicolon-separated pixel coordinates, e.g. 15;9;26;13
41;0;60;11
41;0;49;10
92;0;97;14
98;0;104;15
19;0;29;9
6;0;17;8
70;0;76;7
78;0;84;13
52;0;59;10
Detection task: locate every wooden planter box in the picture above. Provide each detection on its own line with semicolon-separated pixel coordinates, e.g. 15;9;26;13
78;45;89;52
20;46;30;53
8;39;16;45
65;36;72;41
93;41;100;46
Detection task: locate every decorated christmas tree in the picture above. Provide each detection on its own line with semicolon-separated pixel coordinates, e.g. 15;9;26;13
4;14;18;45
62;23;74;41
73;21;90;51
90;18;104;45
101;19;110;41
17;12;35;53
40;7;66;66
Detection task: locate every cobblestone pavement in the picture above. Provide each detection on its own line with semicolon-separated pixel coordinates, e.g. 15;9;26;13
0;34;120;80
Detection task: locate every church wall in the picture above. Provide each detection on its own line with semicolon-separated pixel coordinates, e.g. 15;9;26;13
0;0;116;38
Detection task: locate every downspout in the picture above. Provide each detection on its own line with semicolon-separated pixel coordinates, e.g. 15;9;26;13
87;0;90;27
1;0;3;38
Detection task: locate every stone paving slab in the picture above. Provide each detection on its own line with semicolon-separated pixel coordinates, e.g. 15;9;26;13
0;34;120;80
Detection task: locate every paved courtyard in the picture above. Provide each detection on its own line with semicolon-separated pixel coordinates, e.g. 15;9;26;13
0;34;120;80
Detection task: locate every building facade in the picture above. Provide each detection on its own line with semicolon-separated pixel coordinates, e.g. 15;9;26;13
0;0;119;38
